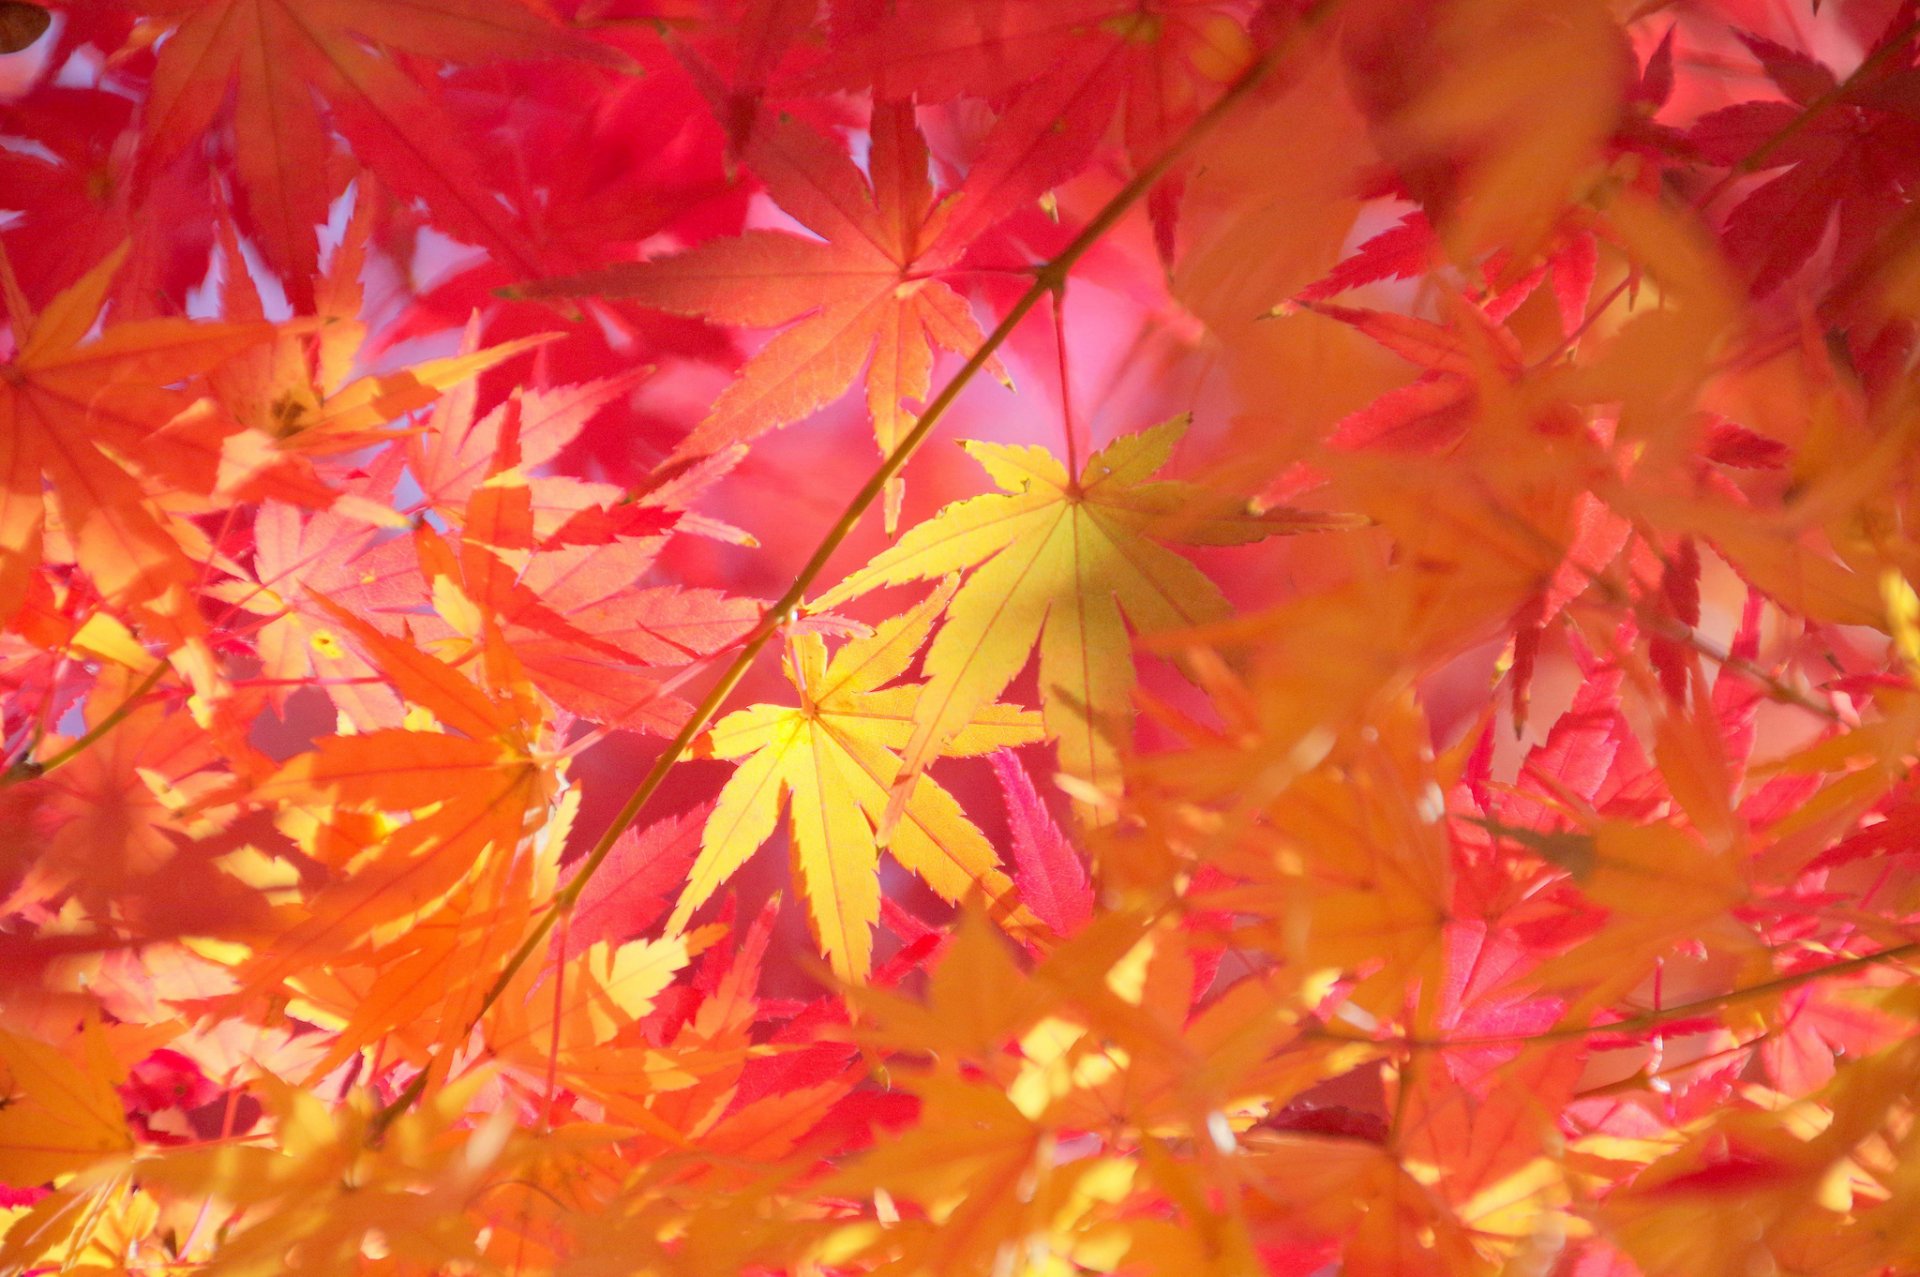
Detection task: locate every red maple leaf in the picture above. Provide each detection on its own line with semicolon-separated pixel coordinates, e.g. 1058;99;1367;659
1690;17;1920;295
0;85;215;319
820;0;1259;257
519;102;1011;501
132;0;621;306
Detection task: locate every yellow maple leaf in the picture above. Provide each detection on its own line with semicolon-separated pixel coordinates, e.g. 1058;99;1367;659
134;1075;508;1277
669;579;1043;983
0;1023;132;1186
815;415;1309;826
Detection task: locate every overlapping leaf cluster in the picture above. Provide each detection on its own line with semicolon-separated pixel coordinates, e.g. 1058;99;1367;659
4;1;1920;1274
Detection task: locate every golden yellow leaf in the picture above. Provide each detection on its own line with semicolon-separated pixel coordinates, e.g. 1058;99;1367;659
817;416;1302;826
0;1023;132;1185
671;579;1044;982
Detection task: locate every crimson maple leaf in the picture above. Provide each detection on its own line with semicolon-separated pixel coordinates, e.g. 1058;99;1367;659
1298;208;1601;341
1690;20;1920;295
133;0;620;307
518;101;1010;524
441;435;760;734
990;749;1091;939
821;0;1259;257
0;85;215;319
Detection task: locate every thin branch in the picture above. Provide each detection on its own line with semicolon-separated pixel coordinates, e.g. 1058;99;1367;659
1;661;169;788
1307;939;1920;1051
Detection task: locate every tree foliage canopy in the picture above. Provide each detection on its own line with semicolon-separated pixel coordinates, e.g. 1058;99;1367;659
5;1;1920;1274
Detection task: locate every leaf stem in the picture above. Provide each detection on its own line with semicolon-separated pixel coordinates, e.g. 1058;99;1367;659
1051;286;1080;477
367;4;1339;1137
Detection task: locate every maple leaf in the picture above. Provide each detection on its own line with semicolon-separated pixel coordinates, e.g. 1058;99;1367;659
829;911;1260;1275
549;899;822;1153
235;602;562;995
405;335;653;527
449;35;751;263
0;244;270;626
0;1022;133;1186
1690;20;1920;295
991;748;1092;938
504;542;760;731
424;405;761;732
0;664;264;931
134;1075;508;1277
1298;208;1602;340
821;0;1259;258
1595;1037;1920;1277
518;103;1005;509
1208;695;1459;1024
669;578;1044;983
205;498;404;730
133;0;619;307
1384;1043;1581;1272
0;85;215;320
816;416;1314;823
1302;296;1548;454
209;215;559;464
233;382;757;734
505;934;697;1108
568;803;711;951
822;1071;1065;1274
1518;819;1756;1017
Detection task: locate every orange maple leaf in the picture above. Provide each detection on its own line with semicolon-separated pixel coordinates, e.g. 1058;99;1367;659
235;602;561;996
0;245;270;626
